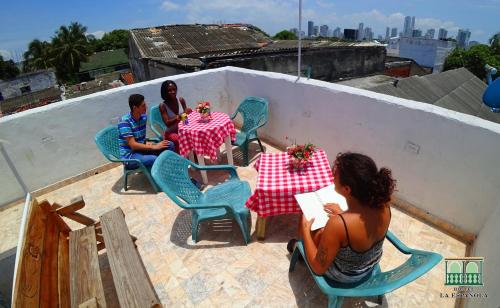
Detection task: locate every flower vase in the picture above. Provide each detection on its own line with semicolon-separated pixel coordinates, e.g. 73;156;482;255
290;156;308;170
200;112;211;123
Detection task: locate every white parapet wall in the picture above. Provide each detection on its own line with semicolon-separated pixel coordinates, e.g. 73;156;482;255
0;68;228;206
225;67;500;236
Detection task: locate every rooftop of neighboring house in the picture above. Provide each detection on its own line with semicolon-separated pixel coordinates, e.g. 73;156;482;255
79;49;129;72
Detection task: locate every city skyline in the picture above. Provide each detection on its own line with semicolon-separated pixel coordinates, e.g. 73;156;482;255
1;0;499;61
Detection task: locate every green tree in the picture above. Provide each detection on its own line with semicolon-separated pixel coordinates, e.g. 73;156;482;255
444;44;500;80
0;54;20;79
490;32;500;54
100;29;129;51
273;30;297;40
51;22;90;82
23;39;53;72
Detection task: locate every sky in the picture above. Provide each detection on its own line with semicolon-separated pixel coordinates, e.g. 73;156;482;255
1;0;499;61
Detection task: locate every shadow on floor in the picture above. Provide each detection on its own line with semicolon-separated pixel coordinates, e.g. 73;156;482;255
111;172;157;195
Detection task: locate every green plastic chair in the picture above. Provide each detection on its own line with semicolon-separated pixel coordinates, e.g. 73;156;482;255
289;230;442;308
94;125;159;192
151;151;252;244
149;105;166;139
230;96;269;166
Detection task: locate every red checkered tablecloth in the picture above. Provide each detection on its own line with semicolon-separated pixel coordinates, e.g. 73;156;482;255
245;150;334;217
178;112;236;160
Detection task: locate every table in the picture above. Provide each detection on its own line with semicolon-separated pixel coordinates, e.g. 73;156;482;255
178;111;236;184
245;150;334;239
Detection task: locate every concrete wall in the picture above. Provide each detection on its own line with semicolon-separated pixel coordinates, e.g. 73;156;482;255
224;67;500;236
148;62;191;81
0;71;57;100
208;47;386;82
128;37;149;82
0;68;228;206
399;37;455;69
467;199;500;307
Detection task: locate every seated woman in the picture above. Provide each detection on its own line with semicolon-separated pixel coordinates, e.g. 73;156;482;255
289;152;396;284
159;80;192;153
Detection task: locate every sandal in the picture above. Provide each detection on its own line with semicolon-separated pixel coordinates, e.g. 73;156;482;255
287;238;298;253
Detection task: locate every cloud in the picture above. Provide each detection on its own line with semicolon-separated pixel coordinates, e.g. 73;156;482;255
161;1;181;11
87;30;106;39
0;50;12;60
315;0;334;9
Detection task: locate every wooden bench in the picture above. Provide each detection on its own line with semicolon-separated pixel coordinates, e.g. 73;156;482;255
12;195;161;308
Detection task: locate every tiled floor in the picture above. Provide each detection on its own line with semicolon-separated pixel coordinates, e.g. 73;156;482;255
0;143;467;307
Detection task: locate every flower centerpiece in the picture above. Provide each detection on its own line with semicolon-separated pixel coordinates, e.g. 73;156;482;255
196;101;211;122
180;112;189;125
287;142;316;169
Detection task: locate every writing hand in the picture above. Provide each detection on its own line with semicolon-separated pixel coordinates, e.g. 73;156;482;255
153;140;170;150
324;203;343;217
301;215;315;232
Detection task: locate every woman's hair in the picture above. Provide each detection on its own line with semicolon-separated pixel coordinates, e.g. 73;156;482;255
334;152;396;208
160;80;177;101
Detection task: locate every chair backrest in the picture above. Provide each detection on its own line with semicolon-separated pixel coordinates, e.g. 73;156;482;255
235;96;269;133
151;151;202;206
150;105;166;137
95;125;121;162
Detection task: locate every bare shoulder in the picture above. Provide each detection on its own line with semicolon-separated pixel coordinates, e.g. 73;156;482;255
323;214;347;245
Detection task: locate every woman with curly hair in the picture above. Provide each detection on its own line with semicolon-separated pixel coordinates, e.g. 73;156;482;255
288;152;396;284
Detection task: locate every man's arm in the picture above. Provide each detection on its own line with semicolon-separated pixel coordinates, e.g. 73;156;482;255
125;136;170;151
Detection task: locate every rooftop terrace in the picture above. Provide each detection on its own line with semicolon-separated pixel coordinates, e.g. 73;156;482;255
1;67;499;307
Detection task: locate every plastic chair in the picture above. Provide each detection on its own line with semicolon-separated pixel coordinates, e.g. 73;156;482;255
230;96;269;166
149;105;166;139
289;230;443;308
151;151;252;244
95;126;159;192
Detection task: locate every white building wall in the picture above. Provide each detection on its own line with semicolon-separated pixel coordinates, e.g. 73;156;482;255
0;71;57;99
399;38;455;69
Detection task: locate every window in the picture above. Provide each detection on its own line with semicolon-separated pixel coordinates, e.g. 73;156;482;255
20;85;31;94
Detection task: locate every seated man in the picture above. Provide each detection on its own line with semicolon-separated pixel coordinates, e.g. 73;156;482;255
118;94;174;168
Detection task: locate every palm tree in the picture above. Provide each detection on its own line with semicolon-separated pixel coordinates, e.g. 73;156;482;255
51;22;89;81
23;39;53;72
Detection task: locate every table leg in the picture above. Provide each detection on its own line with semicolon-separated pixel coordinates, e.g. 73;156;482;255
188;151;195;162
224;135;234;165
256;216;267;240
196;153;208;185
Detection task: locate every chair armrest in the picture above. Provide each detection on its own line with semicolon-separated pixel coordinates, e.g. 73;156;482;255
191;164;239;179
188;202;233;212
229;110;238;120
386;230;413;254
150;126;163;139
146;137;161;143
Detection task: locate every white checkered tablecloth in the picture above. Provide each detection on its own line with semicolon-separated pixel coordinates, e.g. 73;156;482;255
178;111;236;160
245;150;334;217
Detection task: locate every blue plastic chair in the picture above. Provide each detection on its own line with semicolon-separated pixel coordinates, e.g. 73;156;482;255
289;230;442;308
149;105;166;139
95;125;159;192
151;151;252;244
230;97;269;166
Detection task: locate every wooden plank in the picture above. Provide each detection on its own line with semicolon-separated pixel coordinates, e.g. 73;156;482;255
56;196;86;216
78;297;98;308
12;198;48;307
40;210;60;308
100;208;161;308
58;234;71;308
62;212;96;226
70;226;107;308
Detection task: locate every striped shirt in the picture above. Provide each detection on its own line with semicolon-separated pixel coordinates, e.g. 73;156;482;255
118;113;147;158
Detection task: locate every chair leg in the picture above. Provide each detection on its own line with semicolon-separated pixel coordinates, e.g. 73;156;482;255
257;138;265;152
124;171;129;191
191;213;199;243
328;295;344;308
289;248;300;272
241;143;249;166
235;213;250;245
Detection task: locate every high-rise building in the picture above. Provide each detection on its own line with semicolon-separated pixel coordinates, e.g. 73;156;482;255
358;23;364;40
457;29;471;49
319;25;329;37
307;21;314;37
333;27;342;38
425;29;435;39
313;25;319;36
385;27;390;40
438;28;448;40
403;16;415;37
364;27;373;41
344;29;358;40
412;29;422;38
391;27;398;37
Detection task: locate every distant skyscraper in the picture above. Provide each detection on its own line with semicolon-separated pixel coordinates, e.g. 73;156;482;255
438;28;448;40
319;25;329;37
412;29;422;37
344;29;358;41
425;29;435;39
385;27;390;40
457;29;471;48
333;27;342;38
313;25;319;36
364;27;373;41
391;27;398;37
358;23;364;40
307;21;314;37
403;16;415;37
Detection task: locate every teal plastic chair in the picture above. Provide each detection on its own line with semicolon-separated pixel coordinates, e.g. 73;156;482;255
289;230;442;308
149;105;166;139
230;96;269;166
95;125;159;192
151;151;252;244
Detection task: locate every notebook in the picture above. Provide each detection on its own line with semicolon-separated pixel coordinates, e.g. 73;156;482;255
294;184;348;231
